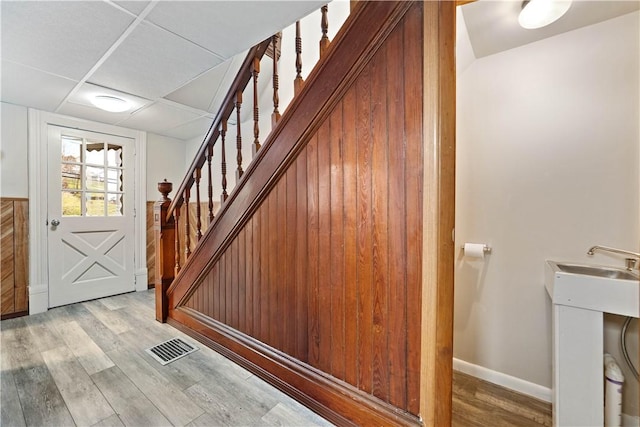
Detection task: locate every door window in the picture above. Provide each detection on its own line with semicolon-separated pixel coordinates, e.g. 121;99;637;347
61;136;124;217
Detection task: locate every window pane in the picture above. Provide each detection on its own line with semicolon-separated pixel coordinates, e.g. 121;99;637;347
107;193;123;216
107;144;123;167
107;168;123;192
61;136;82;163
86;193;105;216
62;164;81;190
85;141;105;166
86;166;105;191
62;191;82;216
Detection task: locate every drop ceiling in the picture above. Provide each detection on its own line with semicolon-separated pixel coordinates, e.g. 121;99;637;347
2;1;638;142
1;1;326;141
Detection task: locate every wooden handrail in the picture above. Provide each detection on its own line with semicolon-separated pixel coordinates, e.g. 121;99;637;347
167;39;272;220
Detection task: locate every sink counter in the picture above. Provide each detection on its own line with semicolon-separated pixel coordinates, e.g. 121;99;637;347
545;260;639;317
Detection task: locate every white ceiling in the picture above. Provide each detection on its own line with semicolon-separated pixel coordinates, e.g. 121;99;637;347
461;0;640;59
1;1;326;141
3;1;638;142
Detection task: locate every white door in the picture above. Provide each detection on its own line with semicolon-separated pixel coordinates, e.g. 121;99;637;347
47;125;135;307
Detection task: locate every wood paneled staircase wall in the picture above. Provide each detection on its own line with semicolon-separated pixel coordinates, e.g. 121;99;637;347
156;2;456;425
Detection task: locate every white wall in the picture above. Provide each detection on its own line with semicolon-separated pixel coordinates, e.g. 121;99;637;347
1;103;29;198
146;133;186;201
455;10;639;415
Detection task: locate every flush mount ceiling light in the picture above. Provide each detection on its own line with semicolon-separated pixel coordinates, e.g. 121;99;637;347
91;95;131;113
518;0;572;29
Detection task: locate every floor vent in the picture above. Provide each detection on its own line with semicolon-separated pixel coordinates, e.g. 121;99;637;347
145;337;198;365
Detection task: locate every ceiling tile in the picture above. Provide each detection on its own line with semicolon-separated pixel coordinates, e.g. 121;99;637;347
164;53;245;112
118;101;203;133
146;1;325;58
1;1;135;80
1;61;77;111
89;22;223;99
160;117;215;141
113;1;151;16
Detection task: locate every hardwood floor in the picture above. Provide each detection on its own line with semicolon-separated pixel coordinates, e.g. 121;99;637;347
1;290;551;426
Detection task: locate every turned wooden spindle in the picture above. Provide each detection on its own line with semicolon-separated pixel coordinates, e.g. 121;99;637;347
320;5;330;57
206;143;214;224
252;56;261;156
173;208;181;275
221;120;229;202
194;168;202;241
184;187;191;258
272;33;281;127
294;21;304;95
235;90;243;180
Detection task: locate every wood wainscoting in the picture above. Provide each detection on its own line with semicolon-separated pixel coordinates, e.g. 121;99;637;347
1;198;29;318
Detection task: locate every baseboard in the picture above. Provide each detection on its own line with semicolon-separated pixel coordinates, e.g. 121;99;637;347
623;413;640;426
135;269;148;292
453;358;552;403
28;283;48;315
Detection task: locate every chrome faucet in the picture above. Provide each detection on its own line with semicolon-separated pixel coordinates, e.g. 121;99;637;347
587;245;640;271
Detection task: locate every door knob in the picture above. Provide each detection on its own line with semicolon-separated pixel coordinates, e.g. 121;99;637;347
51;219;60;226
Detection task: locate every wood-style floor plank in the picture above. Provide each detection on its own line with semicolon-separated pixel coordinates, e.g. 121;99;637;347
83;300;132;335
261;402;324;427
65;303;126;353
41;346;115;426
2;318;75;427
91;366;172;427
54;320;115;375
23;311;64;353
91;413;125;427
106;347;205;426
0;318;25;427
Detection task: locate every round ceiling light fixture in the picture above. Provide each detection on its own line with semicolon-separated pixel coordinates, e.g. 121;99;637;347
518;0;572;29
91;95;131;113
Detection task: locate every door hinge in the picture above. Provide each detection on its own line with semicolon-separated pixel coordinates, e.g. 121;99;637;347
134;208;137;218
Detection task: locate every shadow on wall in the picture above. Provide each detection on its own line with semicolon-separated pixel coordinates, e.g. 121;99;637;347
454;247;491;333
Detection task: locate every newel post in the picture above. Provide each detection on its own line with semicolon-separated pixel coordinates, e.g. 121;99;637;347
154;179;175;322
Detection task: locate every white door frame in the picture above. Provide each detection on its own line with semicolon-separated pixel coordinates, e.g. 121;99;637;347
28;109;148;314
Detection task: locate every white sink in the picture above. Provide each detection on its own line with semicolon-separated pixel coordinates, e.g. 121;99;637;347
545;260;639;317
546;260;639;426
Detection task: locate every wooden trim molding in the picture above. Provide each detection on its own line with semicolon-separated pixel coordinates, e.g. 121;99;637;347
420;1;457;425
0;197;29;202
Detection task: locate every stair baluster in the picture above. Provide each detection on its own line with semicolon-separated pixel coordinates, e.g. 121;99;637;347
272;33;281;127
235;90;243;180
184;187;191;258
207;143;214;224
194;168;202;241
294;21;304;95
252;56;261;156
173;208;181;275
320;5;330;57
221;120;228;202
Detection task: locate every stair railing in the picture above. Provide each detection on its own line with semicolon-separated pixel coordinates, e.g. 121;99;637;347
155;3;351;321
